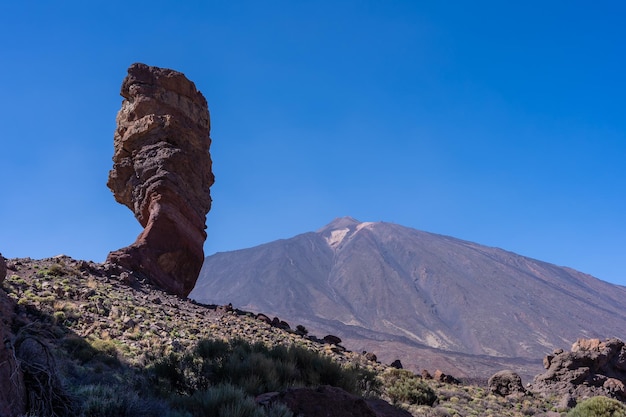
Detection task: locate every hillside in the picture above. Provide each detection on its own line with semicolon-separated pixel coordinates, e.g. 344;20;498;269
192;217;626;379
0;255;572;417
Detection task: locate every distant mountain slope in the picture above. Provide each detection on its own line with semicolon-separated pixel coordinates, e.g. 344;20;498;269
191;217;626;378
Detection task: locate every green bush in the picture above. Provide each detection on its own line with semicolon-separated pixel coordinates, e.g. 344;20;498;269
76;384;165;417
172;383;293;417
48;263;68;276
61;335;121;368
567;396;626;417
382;368;437;406
149;337;379;398
150;352;195;395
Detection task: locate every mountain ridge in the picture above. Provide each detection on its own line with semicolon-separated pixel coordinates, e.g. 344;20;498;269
192;217;626;378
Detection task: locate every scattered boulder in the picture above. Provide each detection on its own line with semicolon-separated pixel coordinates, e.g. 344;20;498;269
488;370;527;397
106;62;214;297
258;385;413;417
530;337;626;404
272;317;291;330
323;334;342;345
255;313;272;325
216;303;233;313
390;359;403;369
434;369;461;385
363;351;378;362
421;369;433;379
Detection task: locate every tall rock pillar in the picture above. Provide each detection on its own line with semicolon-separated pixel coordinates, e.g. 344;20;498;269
107;63;214;297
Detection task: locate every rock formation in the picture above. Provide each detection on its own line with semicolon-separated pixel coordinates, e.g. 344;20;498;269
434;369;461;385
0;254;26;416
257;385;413;417
0;253;6;282
488;370;527;398
107;63;214;297
531;338;626;404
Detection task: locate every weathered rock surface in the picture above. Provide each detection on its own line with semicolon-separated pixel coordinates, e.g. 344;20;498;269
0;257;26;417
107;63;214;297
0;253;6;282
488;370;527;397
434;369;461;385
530;338;626;403
258;385;412;417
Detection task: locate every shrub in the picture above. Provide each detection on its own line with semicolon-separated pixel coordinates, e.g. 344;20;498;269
53;310;66;325
148;337;379;398
567;396;626;417
382;368;437;406
151;352;194;395
48;263;67;276
76;384;165;417
172;383;293;417
62;335;97;363
60;335;121;368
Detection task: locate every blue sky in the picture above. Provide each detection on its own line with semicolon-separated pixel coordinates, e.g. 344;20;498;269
1;1;624;286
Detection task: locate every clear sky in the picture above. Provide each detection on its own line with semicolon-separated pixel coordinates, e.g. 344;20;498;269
1;1;624;286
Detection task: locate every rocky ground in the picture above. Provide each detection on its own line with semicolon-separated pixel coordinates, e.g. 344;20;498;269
0;255;619;416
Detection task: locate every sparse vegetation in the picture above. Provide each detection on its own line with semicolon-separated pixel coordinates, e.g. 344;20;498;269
567;396;626;417
74;384;163;417
1;256;610;417
171;383;294;417
148;336;379;411
382;368;437;406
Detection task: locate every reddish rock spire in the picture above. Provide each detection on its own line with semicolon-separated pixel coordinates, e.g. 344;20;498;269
107;63;214;297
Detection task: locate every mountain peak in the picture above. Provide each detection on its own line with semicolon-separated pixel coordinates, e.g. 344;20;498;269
317;216;361;233
316;217;365;248
195;218;626;379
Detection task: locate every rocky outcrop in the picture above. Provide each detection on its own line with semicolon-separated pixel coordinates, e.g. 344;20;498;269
488;370;527;398
531;338;626;403
434;369;461;385
257;385;413;417
107;63;214;297
0;256;26;416
0;253;6;282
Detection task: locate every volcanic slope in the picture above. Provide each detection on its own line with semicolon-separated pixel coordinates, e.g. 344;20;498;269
192;217;626;379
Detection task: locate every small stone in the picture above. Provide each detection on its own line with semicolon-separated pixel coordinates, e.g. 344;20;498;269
543;354;554;369
123;318;136;330
390;360;403;369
